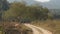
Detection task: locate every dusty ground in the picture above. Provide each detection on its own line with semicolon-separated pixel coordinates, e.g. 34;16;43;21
24;23;52;34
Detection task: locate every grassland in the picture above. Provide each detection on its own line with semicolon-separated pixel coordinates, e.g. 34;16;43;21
31;20;60;34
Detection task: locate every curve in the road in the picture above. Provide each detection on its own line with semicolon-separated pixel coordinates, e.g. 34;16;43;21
24;24;52;34
24;24;42;34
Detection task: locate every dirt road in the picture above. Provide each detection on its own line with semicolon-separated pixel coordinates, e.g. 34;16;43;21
24;24;52;34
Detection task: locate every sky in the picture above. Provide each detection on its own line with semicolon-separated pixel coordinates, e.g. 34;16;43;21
7;0;60;9
34;0;50;2
7;0;50;3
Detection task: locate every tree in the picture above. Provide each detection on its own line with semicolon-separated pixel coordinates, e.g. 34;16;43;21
0;0;9;21
0;0;9;11
3;2;49;21
2;2;26;20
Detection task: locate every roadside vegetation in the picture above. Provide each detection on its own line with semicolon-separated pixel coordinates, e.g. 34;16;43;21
1;21;32;34
31;20;60;34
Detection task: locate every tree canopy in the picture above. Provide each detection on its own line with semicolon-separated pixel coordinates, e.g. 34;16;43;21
2;2;49;21
0;0;9;11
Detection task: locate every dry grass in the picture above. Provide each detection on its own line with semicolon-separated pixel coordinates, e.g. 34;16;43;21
0;31;2;34
0;22;33;34
31;20;60;34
